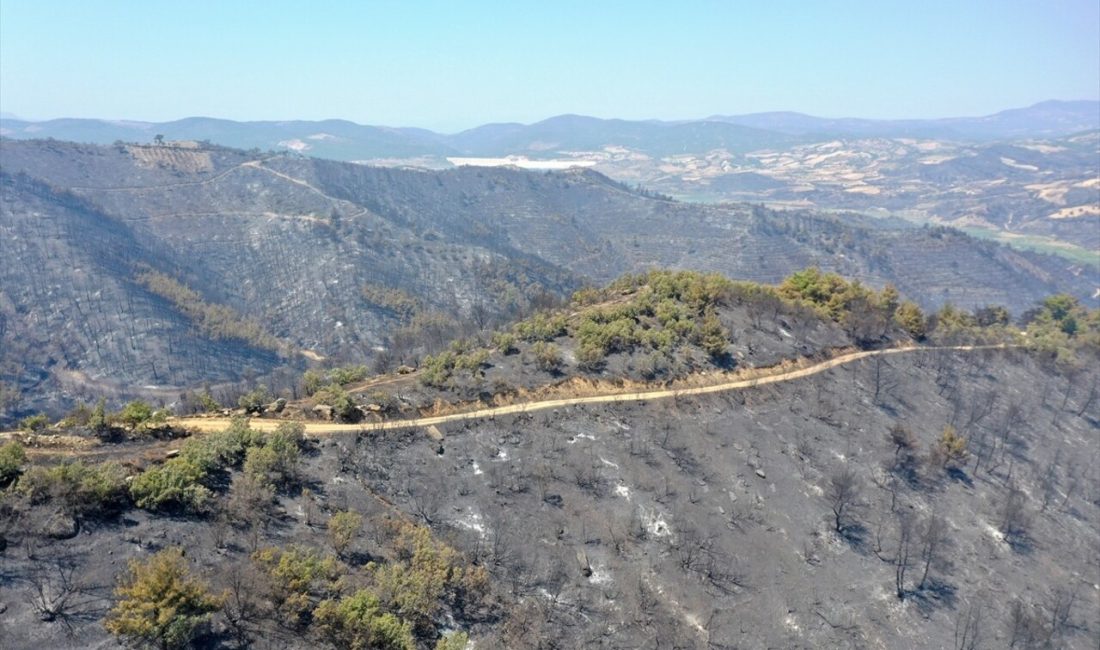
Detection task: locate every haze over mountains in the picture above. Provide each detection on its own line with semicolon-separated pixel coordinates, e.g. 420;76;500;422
5;101;1097;257
4;100;1097;158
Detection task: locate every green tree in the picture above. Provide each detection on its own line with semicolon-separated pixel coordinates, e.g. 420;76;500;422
89;398;111;436
118;400;155;429
894;301;926;340
696;311;729;359
314;590;415;650
328;510;364;558
105;548;222;650
0;441;26;486
301;369;325;396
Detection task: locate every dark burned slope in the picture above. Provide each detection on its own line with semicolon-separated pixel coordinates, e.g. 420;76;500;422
1;139;1095;422
1;338;1097;648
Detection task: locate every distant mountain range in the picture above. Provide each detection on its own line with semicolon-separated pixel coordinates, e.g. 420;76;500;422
2;101;1097;161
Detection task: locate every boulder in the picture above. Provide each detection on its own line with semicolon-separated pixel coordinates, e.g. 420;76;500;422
312;404;334;420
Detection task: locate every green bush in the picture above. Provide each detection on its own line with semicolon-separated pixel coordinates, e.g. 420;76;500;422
130;458;211;513
117;401;155;429
419;348;490;388
575;341;607;371
238;386;272;414
19;413;50;433
195;391;221;413
0;441;26;486
302;369;325;396
531;341;562;372
328;365;369;386
88;398;111;435
18;461;130;516
491;331;518;354
435;631;469;650
252;545;342;627
369;522;488;632
513;312;567;342
314;384;359;422
314;590;415;650
694;311;729;359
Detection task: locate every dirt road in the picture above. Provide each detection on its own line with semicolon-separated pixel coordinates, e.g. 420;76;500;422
170;344;1006;436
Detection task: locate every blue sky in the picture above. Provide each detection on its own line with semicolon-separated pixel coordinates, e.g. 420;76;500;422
1;0;1097;132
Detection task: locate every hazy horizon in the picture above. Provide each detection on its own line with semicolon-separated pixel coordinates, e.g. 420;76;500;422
2;1;1098;132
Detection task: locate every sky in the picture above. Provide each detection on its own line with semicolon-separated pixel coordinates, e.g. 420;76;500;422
1;0;1098;132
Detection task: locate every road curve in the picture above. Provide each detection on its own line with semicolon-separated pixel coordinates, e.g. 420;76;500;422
171;344;1007;437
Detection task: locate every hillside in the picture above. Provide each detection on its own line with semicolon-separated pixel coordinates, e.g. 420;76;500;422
0;271;1097;649
4;103;1097;254
1;138;1096;424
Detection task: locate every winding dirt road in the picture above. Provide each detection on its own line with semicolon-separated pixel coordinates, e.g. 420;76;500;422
170;344;1007;437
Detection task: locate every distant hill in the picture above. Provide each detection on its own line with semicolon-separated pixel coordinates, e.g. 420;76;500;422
3;101;1097;160
709;100;1100;139
1;138;1096;421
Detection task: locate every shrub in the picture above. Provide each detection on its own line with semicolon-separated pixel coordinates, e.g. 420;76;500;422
242;426;301;488
328;365;369;386
0;441;26;486
419;349;489;388
105;548;222;650
513;312;567;342
252;545;341;627
195;391;221;413
531;341;562;372
117;400;155;429
314;383;359;422
19;413;50;433
302;369;325;396
369;522;488;632
130;458;211;513
314;590;415;650
182;417;263;473
435;631;469;650
238;386;271;414
18;461;130;516
575;342;607;371
58;401;93;428
931;425;969;469
491;331;518;354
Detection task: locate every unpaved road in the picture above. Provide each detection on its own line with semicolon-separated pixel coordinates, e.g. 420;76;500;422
170;344;1006;436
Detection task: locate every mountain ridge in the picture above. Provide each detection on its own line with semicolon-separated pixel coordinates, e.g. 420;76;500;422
3;100;1097;158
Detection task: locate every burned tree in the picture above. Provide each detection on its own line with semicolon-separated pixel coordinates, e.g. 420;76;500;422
827;467;862;535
